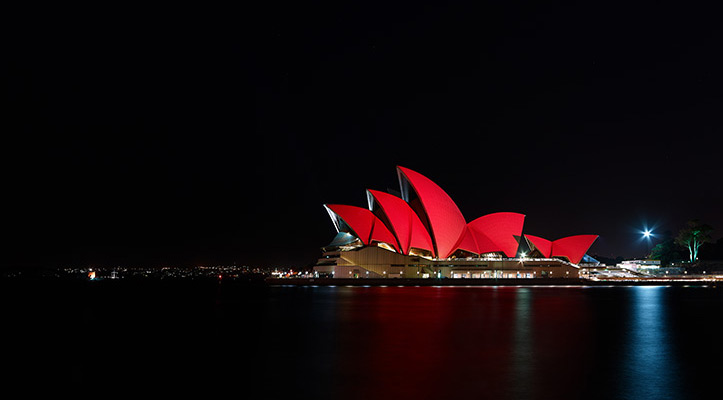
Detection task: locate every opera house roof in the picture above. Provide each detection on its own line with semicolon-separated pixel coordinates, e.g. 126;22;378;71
324;166;597;264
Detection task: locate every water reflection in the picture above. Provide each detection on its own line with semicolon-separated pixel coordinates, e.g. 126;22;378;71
318;286;597;399
620;286;683;400
14;280;723;397
257;285;707;399
509;288;533;399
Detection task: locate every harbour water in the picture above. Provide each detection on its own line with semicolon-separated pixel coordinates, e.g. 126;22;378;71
4;279;723;398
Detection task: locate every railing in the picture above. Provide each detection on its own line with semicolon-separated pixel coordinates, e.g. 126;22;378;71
442;257;580;268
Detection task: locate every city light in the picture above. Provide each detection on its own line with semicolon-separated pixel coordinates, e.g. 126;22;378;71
643;230;651;238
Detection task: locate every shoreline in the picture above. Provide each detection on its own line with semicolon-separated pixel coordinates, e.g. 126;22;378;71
265;277;722;287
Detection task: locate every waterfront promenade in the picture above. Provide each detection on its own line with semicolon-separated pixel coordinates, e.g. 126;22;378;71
266;276;723;287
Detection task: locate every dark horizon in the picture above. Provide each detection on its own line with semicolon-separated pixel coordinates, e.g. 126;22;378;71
5;1;723;269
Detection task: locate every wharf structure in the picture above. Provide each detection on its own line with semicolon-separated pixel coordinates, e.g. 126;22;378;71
314;166;597;280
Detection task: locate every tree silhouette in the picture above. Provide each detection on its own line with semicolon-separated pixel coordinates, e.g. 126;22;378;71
647;238;685;266
675;219;714;262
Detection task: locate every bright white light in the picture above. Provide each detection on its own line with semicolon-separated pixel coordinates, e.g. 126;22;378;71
643;230;651;238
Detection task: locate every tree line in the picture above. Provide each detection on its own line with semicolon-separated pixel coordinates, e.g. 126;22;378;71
648;219;719;266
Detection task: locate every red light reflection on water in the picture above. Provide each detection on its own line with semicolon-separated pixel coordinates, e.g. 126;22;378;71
329;286;593;400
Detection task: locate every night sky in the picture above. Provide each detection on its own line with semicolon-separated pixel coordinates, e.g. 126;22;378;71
5;1;723;268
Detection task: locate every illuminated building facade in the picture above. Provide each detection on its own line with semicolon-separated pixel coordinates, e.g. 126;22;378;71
314;166;597;279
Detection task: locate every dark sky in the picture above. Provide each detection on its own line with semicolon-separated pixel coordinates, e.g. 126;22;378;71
4;1;723;268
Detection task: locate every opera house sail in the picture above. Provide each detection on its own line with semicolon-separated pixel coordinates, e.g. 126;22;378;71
314;166;597;279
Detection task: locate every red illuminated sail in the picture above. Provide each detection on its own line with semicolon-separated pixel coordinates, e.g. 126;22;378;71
524;234;597;264
524;234;552;258
551;235;598;264
397;166;467;259
467;212;526;257
367;189;435;256
324;204;399;252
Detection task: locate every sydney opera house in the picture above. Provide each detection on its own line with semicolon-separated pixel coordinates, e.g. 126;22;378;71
314;166;598;279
